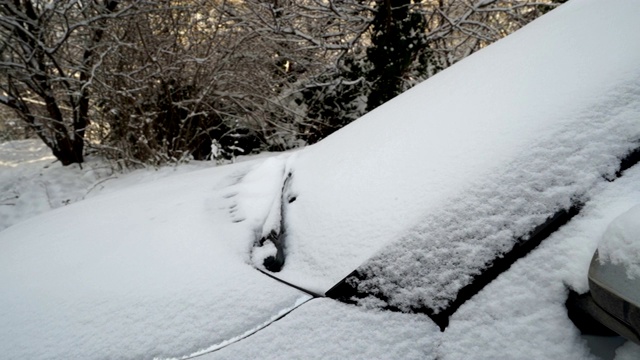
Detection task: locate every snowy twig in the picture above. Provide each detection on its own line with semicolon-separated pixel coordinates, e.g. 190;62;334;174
83;175;117;199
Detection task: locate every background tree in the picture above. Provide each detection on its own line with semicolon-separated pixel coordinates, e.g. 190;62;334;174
1;0;565;167
0;0;127;165
281;0;565;141
365;0;429;111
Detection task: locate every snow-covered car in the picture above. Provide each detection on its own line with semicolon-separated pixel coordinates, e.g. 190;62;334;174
256;0;640;332
2;0;640;359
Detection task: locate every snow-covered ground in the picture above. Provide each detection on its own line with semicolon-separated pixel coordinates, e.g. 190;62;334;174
0;140;225;232
2;0;640;359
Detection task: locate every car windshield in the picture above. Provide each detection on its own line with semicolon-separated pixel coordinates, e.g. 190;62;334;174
260;0;640;330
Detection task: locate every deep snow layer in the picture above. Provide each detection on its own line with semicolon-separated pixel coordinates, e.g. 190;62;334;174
3;144;640;359
201;160;640;360
0;155;307;360
278;0;640;314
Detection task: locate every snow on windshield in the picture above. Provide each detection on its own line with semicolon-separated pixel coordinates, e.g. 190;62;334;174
200;162;640;359
275;0;640;315
438;162;640;360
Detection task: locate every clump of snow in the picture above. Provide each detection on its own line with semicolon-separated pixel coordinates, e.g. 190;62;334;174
597;204;640;280
252;240;279;268
219;154;296;270
275;0;640;313
223;155;288;235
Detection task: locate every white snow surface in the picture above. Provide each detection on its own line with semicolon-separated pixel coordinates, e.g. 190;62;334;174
201;298;440;360
598;204;640;280
200;155;640;360
0;152;306;360
440;163;640;359
277;0;640;308
0;140;237;232
0;140;107;231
